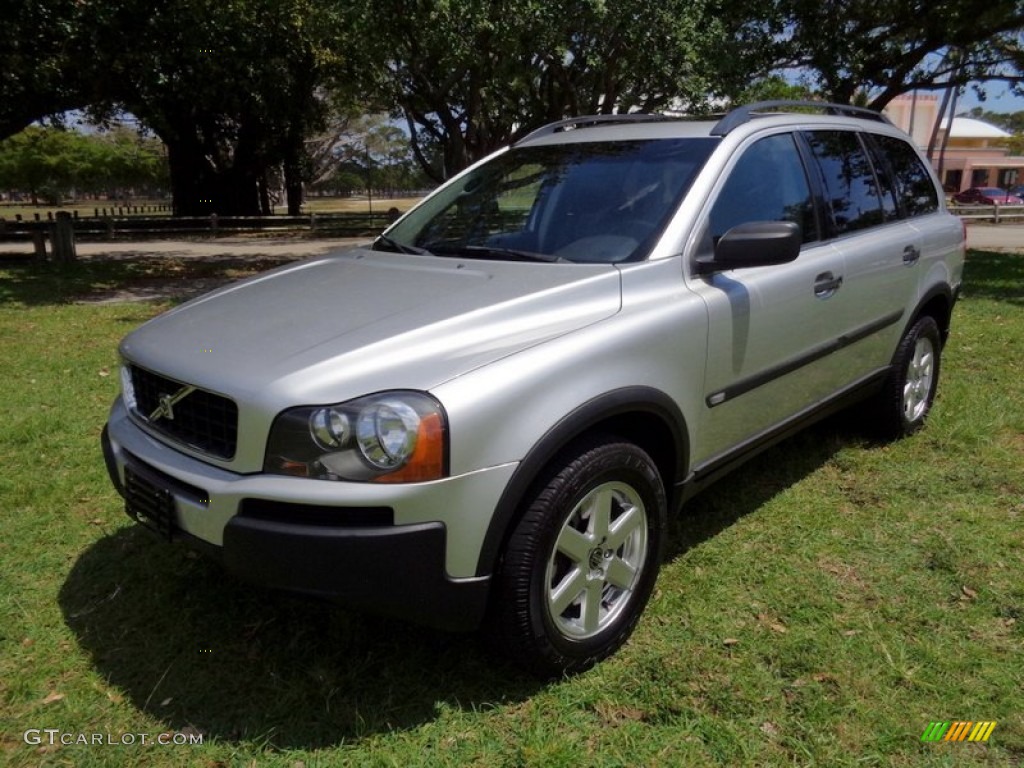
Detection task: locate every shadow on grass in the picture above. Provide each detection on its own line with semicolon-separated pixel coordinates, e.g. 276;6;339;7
59;524;540;749
58;416;862;750
664;412;861;563
963;249;1024;306
0;255;298;306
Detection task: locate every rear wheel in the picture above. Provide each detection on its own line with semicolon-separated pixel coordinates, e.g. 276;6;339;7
870;315;942;439
487;437;666;678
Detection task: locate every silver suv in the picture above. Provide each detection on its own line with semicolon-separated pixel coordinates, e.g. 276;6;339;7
101;102;964;677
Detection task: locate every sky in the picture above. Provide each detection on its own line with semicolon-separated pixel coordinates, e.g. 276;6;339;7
948;84;1024;114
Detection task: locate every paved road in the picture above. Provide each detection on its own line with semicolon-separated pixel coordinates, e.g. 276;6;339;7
0;235;371;260
0;225;1019;261
963;223;1024;252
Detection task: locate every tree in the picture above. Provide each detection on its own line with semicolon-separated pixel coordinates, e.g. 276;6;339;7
0;0;88;139
342;0;727;182
0;127;86;204
726;0;1024;109
0;126;169;203
78;0;346;216
309;112;419;201
2;0;351;216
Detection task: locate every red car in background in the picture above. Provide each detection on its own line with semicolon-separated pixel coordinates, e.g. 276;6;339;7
952;187;1024;205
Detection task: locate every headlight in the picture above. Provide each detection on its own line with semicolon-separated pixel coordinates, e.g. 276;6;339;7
264;392;447;483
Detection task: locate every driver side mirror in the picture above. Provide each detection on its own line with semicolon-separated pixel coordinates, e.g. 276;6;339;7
695;221;801;275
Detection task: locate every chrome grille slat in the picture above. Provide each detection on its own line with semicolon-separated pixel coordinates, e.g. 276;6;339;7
130;365;238;459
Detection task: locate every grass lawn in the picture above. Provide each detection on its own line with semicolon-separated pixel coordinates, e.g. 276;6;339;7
0;250;1021;767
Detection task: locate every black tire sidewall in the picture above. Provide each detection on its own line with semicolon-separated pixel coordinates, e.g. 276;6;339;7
522;440;666;672
891;315;942;434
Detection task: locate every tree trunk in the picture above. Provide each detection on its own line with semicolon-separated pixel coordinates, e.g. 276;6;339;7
285;156;304;216
165;136;263;217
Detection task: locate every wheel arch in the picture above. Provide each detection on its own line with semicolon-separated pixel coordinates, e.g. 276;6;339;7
908;284;955;347
474;386;688;578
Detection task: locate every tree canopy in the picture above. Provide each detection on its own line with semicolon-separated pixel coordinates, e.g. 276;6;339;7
0;0;88;139
343;0;728;181
0;126;167;204
728;0;1024;109
79;0;346;215
2;0;1022;213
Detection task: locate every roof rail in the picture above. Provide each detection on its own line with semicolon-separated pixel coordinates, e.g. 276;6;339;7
711;101;893;136
514;113;682;145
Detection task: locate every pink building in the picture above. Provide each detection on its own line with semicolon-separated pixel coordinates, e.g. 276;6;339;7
884;94;1023;193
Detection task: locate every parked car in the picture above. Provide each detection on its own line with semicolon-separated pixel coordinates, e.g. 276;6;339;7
102;101;965;678
952;187;1024;205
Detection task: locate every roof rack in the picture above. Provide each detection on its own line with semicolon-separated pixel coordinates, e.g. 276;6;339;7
711;100;893;136
514;101;892;145
514;113;685;145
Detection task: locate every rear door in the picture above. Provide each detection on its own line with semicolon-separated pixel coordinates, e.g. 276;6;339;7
801;130;920;374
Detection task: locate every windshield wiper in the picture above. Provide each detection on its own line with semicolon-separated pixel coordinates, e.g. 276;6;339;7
372;234;431;255
424;243;569;263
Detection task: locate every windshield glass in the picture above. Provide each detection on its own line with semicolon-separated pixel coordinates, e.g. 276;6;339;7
379;138;717;264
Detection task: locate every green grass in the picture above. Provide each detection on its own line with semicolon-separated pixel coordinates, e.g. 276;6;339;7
1;250;1021;766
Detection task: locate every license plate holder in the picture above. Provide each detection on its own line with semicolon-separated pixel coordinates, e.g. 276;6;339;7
124;466;176;541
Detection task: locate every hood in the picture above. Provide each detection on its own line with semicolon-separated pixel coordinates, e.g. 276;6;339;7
121;248;621;406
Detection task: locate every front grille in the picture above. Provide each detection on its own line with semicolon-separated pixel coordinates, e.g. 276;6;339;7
130;365;238;459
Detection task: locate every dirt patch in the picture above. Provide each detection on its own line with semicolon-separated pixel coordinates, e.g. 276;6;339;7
1;235;370;304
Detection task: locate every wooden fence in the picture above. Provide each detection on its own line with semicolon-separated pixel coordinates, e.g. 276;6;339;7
947;203;1024;223
0;211;394;241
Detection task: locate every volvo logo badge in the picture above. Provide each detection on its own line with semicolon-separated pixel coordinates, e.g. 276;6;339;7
149;385;196;422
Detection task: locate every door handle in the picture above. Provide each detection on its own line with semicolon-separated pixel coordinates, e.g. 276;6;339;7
903;245;921;265
814;271;843;299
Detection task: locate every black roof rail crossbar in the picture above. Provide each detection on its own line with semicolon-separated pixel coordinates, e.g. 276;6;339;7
711;101;893;136
515;113;680;145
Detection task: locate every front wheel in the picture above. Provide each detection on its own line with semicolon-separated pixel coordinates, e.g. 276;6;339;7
487;437;666;678
869;315;942;439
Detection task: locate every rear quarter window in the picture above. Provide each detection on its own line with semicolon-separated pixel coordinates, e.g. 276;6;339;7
868;134;940;217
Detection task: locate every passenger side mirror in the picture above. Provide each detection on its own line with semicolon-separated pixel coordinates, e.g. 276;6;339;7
695;221;801;275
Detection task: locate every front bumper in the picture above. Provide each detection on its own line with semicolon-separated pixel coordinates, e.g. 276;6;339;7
102;400;516;631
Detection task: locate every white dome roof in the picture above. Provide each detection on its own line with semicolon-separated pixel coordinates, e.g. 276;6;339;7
941;117;1011;138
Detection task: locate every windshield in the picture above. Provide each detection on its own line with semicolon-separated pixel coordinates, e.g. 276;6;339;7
378;138;717;264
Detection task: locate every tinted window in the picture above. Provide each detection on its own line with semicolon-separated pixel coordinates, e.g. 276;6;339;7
708;133;817;244
870;134;939;217
863;138;900;223
383;139;717;263
805;131;885;235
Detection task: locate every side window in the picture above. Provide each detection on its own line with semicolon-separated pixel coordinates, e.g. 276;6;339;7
708;133;817;244
869;134;940;217
861;135;900;224
804;131;886;235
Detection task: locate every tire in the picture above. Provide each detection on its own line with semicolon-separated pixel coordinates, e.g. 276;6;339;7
487;436;667;679
870;315;942;439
